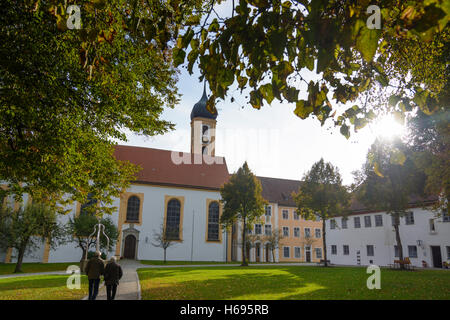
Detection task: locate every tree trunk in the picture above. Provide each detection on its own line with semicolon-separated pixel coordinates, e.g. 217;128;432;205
81;247;87;262
322;218;328;267
272;249;275;263
164;248;167;264
241;216;248;266
14;243;27;273
393;214;404;270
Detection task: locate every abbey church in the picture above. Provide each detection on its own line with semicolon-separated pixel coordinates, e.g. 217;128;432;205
1;87;323;264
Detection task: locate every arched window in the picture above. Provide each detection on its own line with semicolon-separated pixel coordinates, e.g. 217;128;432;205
126;196;140;222
207;202;220;241
80;193;97;215
165;199;181;240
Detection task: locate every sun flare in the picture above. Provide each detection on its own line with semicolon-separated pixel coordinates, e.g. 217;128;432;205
369;115;407;140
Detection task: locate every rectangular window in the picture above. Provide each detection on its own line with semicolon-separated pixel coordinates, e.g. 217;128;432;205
375;215;383;227
265;205;272;223
429;219;436;233
367;245;374;256
394;245;400;258
354;217;361;228
315;248;322;259
364;216;372;228
342;218;348;229
294;227;300;237
283;247;290;258
293;210;300;220
343;245;349;255
294;247;301;258
408;245;418;258
282;209;289;220
265;224;272;236
331;245;337;255
315;228;321;238
443;209;450;222
254;224;262;235
304;228;311;238
283;226;289;237
405;212;415;225
447;246;450;260
330;219;336;229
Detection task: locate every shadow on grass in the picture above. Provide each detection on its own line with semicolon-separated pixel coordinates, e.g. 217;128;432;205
0;274;87;293
138;266;450;300
0;262;78;275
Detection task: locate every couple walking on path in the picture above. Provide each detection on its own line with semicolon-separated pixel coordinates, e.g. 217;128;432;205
85;252;123;300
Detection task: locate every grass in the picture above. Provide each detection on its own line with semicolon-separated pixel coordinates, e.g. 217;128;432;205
0;262;79;275
0;274;89;300
140;260;232;265
139;260;307;266
138;266;450;300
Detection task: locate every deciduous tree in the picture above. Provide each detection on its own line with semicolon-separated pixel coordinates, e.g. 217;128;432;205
67;213;119;261
293;158;350;267
175;0;449;138
151;223;182;263
0;0;204;214
0;203;66;273
263;228;285;262
220;162;267;266
354;138;426;269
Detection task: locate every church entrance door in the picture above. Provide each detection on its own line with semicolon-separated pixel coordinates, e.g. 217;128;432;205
124;235;136;259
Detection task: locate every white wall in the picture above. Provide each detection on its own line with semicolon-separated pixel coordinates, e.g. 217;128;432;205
326;207;450;268
1;184;228;263
123;184;226;262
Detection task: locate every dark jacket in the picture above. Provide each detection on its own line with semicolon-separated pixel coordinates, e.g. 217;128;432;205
104;261;123;286
85;256;105;280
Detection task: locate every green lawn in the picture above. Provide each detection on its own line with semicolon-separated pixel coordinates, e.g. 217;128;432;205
138;266;450;300
0;274;89;300
139;260;306;266
0;262;79;275
140;260;233;265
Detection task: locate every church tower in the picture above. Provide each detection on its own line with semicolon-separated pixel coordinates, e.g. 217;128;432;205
190;85;218;156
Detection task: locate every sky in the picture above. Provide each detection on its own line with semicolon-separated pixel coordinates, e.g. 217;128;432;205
121;1;406;186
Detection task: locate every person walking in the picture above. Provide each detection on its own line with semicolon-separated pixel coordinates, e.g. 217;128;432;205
103;256;123;300
85;251;105;300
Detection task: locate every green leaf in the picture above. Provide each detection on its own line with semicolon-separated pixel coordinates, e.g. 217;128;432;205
283;86;299;103
356;27;381;62
340;124;350;139
389;95;401;107
376;74;389;87
208;19;220;33
294;100;313;119
268;30;287;60
259;84;274;104
173;48;186;67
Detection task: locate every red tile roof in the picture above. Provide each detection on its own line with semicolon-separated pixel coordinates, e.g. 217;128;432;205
347;194;439;215
257;176;301;207
114;145;229;190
